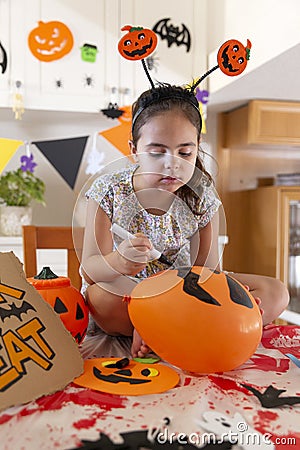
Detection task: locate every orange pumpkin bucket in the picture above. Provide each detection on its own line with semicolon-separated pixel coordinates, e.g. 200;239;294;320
27;267;88;344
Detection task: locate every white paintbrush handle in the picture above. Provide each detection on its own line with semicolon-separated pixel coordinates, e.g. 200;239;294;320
111;223;161;260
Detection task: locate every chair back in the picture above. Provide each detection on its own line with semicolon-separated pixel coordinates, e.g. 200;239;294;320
22;225;83;291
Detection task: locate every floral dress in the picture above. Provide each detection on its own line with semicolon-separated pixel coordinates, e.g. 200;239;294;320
85;164;221;279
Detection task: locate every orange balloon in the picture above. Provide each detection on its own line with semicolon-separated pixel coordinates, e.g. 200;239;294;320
129;266;262;373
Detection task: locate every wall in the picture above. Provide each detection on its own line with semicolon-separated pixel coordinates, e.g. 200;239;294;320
207;0;300;92
0;108;123;226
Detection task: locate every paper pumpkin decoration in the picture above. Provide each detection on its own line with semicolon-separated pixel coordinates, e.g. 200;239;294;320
28;20;74;62
74;357;179;395
217;39;252;76
27;267;88;344
129;266;262;373
118;25;157;61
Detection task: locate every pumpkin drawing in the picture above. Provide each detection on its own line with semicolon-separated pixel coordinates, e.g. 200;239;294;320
118;25;157;61
74;357;179;395
129;266;262;373
217;39;251;76
28;20;74;62
27;267;88;344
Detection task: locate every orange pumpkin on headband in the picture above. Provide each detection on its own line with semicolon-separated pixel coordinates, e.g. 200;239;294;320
28;20;74;62
27;267;88;344
118;25;157;61
129;266;262;373
217;39;251;76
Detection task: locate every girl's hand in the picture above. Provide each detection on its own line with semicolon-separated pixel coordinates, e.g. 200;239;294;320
115;233;153;275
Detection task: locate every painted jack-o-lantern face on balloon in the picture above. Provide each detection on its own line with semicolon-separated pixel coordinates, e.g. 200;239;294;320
217;39;251;76
118;25;157;61
129;266;262;374
28;20;74;62
74;357;179;395
27;267;88;344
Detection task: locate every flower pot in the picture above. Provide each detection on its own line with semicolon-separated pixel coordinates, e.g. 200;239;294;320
0;205;32;236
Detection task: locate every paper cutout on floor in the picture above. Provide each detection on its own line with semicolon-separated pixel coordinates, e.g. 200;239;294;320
0;252;83;412
74;357;179;395
0;138;24;174
241;383;300;408
196;411;274;449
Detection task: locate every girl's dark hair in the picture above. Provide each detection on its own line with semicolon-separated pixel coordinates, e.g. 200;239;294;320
131;84;214;215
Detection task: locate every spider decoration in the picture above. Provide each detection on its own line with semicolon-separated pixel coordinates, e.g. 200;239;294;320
145;52;160;72
55;78;64;89
84;74;95;87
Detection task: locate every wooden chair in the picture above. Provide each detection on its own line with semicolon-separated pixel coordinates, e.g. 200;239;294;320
22;225;83;291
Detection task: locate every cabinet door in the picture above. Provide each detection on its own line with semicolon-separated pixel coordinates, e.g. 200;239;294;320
25;0;107;112
119;0;207;102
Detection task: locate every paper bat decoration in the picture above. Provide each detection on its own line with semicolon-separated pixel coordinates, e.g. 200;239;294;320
152;18;191;52
242;384;300;408
0;301;36;322
101;103;125;119
0;40;8;74
69;429;233;450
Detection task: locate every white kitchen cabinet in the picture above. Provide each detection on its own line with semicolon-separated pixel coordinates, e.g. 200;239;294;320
0;0;206;113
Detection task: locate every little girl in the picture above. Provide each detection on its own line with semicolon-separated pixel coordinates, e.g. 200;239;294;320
80;84;289;359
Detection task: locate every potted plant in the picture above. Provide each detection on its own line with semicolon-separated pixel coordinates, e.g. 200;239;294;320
0;168;45;236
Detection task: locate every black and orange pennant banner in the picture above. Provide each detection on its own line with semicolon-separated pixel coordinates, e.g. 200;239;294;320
33;136;88;189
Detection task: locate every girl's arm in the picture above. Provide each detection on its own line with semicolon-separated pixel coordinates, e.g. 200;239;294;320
81;198;152;284
190;211;221;271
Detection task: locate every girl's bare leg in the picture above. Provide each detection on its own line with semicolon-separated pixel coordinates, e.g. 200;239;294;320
230;273;290;325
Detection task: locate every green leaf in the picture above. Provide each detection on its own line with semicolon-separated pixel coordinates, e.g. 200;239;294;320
0;168;46;206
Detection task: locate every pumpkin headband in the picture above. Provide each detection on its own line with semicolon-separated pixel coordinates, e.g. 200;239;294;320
118;25;251;130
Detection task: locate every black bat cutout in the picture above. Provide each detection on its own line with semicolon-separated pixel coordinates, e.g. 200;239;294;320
0;301;36;322
101;103;125;119
0;41;8;74
153;18;191;52
69;429;234;450
242;383;300;408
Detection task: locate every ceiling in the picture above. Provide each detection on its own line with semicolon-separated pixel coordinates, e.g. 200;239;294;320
208;43;300;113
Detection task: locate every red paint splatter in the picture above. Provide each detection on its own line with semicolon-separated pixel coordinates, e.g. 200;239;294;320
257;410;279;422
73;418;97;430
0;414;12;425
183;377;192;386
247;353;289;373
0;383;127;425
209;375;248;394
